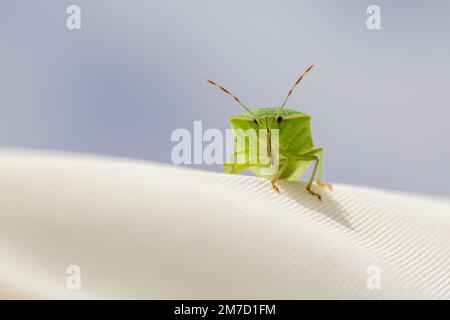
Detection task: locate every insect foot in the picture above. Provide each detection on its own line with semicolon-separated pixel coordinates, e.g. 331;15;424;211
271;181;280;193
307;189;322;201
317;181;333;191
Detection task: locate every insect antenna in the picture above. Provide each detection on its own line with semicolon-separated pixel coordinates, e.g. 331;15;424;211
278;64;315;113
206;79;257;118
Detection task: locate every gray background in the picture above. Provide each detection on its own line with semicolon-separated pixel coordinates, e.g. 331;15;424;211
0;1;449;196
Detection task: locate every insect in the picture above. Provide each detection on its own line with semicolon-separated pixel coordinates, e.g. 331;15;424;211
207;64;332;200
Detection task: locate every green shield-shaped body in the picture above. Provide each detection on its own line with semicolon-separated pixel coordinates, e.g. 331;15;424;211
228;107;315;180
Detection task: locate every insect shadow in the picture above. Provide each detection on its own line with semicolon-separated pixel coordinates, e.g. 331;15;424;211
278;180;354;231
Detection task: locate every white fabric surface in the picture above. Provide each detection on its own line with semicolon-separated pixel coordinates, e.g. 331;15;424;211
0;149;449;299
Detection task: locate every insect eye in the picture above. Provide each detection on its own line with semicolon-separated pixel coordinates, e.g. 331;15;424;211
277;116;283;123
252;119;258;124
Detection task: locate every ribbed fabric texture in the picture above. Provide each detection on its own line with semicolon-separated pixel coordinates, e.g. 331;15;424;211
0;149;449;299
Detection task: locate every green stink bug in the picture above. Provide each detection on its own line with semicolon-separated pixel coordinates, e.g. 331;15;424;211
207;65;332;200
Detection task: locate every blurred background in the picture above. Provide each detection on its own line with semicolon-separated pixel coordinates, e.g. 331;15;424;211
0;0;449;196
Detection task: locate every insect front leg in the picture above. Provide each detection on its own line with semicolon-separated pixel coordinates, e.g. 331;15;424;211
299;147;332;190
315;149;333;190
286;154;322;200
223;149;253;174
270;162;288;193
304;155;322;201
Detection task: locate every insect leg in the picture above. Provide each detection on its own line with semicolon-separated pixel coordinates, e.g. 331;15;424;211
286;154;322;200
315;149;333;190
270;162;288;193
224;161;253;174
296;147;332;190
305;156;322;201
224;149;253;174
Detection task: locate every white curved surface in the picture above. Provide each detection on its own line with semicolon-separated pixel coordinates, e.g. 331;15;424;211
0;149;449;299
